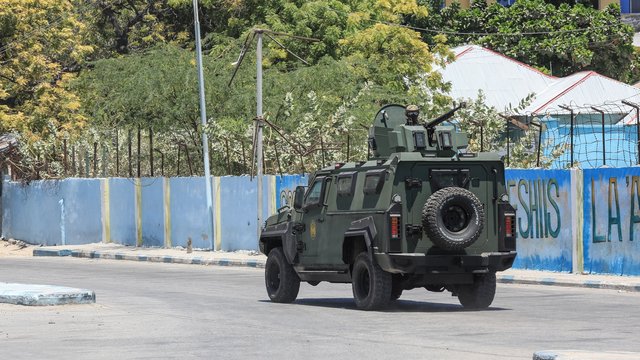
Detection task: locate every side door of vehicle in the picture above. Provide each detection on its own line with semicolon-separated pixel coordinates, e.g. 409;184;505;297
298;176;330;263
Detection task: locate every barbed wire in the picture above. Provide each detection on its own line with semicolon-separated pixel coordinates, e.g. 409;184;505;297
513;102;640;169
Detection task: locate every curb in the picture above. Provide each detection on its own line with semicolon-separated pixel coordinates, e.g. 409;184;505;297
497;274;640;292
68;250;266;268
0;283;96;306
33;248;73;257
533;350;640;360
32;249;640;292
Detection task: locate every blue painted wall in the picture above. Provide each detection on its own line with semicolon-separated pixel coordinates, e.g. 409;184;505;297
1;179;103;246
583;167;640;275
275;174;308;208
505;169;573;272
170;177;210;249
109;178;136;246
542;120;638;169
2;180;63;245
140;178;165;247
3;169;640;276
621;0;630;14
218;176;271;251
61;179;102;245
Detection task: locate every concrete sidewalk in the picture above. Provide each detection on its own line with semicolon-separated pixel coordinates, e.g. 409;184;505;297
32;243;640;293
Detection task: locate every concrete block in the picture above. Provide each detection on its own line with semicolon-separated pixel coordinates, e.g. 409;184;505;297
0;283;95;306
534;350;640;360
33;249;72;257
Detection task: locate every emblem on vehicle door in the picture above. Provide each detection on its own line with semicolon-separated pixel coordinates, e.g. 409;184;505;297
310;221;317;240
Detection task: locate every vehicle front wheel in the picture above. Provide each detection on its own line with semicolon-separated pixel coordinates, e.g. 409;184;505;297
265;247;300;303
351;252;392;310
457;272;496;309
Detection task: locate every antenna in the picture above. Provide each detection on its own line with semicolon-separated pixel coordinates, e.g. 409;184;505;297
227;28;319;239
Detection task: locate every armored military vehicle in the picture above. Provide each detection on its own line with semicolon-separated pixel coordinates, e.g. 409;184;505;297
259;103;517;310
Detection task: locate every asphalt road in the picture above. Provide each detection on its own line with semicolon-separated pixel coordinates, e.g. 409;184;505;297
1;257;639;359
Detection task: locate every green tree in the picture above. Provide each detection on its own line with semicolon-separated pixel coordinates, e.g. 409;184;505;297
74;43;387;176
82;0;197;57
416;0;637;82
0;0;94;178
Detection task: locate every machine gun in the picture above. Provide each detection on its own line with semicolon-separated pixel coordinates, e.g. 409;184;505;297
424;102;466;146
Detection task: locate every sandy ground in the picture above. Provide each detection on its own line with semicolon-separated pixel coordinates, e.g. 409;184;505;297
0;239;33;258
0;238;268;262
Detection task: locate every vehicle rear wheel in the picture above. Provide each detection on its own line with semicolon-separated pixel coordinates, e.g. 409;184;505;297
351;252;392;310
391;275;403;301
265;247;300;303
457;272;496;309
422;187;485;250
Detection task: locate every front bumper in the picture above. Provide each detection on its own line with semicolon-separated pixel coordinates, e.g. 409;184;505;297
375;251;517;274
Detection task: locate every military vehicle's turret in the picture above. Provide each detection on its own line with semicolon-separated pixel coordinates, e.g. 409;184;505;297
368;103;469;158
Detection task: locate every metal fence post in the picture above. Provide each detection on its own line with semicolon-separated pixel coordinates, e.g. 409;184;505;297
480;124;484;152
149;128;154;177
137;125;141;178
591;107;606;166
63;139;68;176
622;100;640;165
177;143;181;177
528;115;542;167
115;130;119;176
559;105;574;167
154;149;164;176
93;142;98;177
506;118;510;167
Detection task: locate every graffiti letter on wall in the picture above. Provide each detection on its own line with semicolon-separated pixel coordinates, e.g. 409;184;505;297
631;176;640;242
514;177;562;240
518;179;530;238
608;178;622;242
592;178;606;243
530;180;540;238
547;179;561;238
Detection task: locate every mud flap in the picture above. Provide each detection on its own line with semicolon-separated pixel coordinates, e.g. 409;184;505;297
283;222;299;264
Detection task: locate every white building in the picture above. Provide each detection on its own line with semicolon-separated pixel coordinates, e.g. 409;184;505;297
439;45;640;167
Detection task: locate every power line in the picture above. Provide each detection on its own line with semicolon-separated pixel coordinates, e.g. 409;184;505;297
329;7;618;37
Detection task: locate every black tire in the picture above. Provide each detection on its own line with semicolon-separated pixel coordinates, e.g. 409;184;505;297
351;252;392;310
390;275;403;301
265;247;300;303
422;187;485;250
457;272;496;309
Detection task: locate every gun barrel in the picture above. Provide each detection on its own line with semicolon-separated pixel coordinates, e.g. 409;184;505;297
426;102;466;128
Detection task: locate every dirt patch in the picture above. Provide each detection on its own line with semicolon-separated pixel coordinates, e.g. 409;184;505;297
0;239;33;258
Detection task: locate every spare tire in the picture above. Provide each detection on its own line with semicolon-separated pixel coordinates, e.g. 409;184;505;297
422;187;484;250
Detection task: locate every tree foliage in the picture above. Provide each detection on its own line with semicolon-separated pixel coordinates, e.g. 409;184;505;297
0;0;94;178
416;0;638;82
2;0;635;179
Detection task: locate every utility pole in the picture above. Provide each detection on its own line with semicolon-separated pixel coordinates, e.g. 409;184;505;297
256;30;264;239
193;0;215;250
228;28;318;241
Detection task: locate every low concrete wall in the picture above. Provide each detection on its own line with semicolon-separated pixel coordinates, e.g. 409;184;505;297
3;180;63;246
2;175;307;250
168;177;210;249
4;167;640;276
108;178;137;246
506;169;574;272
583;167;640;275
